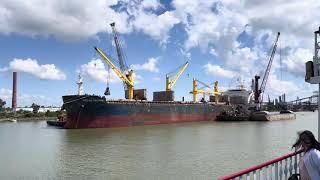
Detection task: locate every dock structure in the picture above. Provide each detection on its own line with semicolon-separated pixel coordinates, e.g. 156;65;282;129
286;95;318;111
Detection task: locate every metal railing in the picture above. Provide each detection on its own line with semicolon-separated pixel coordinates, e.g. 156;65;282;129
218;150;303;180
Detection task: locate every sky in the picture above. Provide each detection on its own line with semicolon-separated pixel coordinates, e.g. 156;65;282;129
0;0;319;107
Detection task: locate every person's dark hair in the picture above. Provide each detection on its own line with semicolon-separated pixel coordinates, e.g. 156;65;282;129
292;130;320;152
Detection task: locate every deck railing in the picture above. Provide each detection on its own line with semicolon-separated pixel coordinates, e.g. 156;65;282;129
218;150;303;180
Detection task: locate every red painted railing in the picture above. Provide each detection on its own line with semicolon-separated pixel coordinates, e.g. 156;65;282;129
218;150;303;180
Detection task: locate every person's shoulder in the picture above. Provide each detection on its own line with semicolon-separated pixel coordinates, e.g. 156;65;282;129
311;148;320;153
310;148;320;159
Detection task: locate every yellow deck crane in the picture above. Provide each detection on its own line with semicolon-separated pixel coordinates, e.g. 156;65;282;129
191;78;220;103
166;62;189;91
94;47;135;99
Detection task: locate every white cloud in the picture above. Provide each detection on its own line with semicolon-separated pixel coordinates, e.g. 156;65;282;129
0;0;179;44
0;0;132;41
0;67;8;72
209;49;217;56
1;0;319;51
203;63;237;79
284;48;312;77
80;59;120;84
1;0;320;93
172;0;247;52
266;73;301;95
171;0;320;80
132;11;180;45
2;58;66;80
226;47;258;76
0;88;12;101
141;0;162;10
180;48;191;60
10;58;66;80
176;0;320;51
131;57;159;73
0;88;54;107
262;71;311;101
135;74;143;84
245;0;320;42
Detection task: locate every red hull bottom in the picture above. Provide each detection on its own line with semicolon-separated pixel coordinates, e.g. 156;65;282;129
64;113;219;129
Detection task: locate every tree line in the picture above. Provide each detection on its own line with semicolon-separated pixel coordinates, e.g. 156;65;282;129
0;98;63;118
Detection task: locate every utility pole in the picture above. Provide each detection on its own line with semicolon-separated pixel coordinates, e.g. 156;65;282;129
305;26;320;140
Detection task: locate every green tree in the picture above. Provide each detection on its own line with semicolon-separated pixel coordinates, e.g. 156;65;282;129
31;103;40;114
0;98;6;111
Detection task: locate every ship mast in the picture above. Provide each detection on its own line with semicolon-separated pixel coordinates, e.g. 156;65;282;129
77;73;84;95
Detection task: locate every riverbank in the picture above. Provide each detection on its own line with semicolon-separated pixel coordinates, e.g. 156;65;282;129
0;116;56;122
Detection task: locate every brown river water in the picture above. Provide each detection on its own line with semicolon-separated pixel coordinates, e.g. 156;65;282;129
0;112;317;179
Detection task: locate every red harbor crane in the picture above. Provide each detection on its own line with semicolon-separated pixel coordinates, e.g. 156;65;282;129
254;32;280;109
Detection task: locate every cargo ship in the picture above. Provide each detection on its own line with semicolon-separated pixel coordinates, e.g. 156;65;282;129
58;22;243;129
62;95;232;128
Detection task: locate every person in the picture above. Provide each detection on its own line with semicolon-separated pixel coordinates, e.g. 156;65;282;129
292;130;320;180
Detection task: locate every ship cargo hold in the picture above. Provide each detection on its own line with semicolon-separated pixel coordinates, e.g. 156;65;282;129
62;95;231;129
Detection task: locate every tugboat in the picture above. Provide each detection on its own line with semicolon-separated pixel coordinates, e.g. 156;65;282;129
46;115;66;127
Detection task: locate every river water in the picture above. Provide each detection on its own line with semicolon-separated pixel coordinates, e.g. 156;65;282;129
0;112;317;179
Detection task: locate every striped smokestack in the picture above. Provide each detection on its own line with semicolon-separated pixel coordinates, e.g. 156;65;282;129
12;72;17;113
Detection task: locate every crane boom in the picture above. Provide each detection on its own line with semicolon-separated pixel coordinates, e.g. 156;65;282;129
166;62;189;91
110;22;128;73
95;47;133;86
260;32;280;96
95;47;134;99
191;78;220;103
110;22;129;92
196;79;211;89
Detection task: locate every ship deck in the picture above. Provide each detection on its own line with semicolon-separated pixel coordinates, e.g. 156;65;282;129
98;99;228;105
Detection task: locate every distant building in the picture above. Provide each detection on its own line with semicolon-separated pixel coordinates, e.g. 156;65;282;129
16;107;61;112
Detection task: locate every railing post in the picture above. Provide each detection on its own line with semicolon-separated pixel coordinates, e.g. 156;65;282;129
289;156;293;176
294;154;298;174
284;159;288;179
299;153;303;174
318;84;320;141
275;162;278;180
279;160;283;180
218;151;303;180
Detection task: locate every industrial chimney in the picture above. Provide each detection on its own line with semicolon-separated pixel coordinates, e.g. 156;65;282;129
12;72;17;113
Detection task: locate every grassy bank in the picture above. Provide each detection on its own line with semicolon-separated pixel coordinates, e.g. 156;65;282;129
0;110;64;121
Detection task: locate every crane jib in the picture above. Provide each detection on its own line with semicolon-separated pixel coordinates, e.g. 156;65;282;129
259;32;281;103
